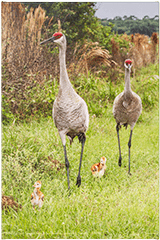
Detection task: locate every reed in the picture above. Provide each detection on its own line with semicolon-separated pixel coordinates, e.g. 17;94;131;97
2;3;58;118
69;41;118;78
111;32;159;69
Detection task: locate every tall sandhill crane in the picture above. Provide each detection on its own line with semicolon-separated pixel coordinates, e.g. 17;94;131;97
40;32;89;189
113;59;142;174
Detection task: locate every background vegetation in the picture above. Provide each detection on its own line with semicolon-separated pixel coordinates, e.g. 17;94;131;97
2;2;159;123
2;2;159;239
101;15;159;36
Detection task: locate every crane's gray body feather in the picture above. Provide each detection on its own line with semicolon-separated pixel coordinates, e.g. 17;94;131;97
113;90;142;130
113;65;142;130
53;86;89;144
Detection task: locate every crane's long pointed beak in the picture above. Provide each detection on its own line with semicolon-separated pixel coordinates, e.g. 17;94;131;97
40;36;55;45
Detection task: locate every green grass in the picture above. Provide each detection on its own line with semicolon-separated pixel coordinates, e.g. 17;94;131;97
2;104;159;239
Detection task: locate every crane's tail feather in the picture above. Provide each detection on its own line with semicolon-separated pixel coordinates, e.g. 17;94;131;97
78;133;86;144
123;123;128;129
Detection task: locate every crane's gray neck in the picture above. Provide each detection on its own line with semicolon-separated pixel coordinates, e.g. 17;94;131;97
59;39;71;89
124;67;132;98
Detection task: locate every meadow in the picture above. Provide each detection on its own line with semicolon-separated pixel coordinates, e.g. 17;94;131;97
2;3;159;238
2;62;159;239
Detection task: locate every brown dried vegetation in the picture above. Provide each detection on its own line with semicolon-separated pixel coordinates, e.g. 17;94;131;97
111;33;159;69
2;195;22;212
48;156;65;172
2;2;58;117
2;2;46;82
69;41;118;78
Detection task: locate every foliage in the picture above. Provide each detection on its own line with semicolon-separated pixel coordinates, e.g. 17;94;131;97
134;63;159;110
1;3;159;124
101;15;159;36
22;2;116;51
23;2;102;46
2;61;159;125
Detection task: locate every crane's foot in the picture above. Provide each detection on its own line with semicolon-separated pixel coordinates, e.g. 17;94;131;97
118;156;122;167
76;176;81;187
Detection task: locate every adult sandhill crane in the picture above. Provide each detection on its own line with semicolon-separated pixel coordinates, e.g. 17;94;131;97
113;59;142;174
40;32;89;189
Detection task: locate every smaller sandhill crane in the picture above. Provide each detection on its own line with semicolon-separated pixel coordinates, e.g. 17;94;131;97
91;156;107;177
113;59;142;174
40;33;89;189
31;181;44;210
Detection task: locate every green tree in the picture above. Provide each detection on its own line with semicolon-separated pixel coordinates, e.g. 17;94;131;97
23;2;101;45
123;15;128;20
101;14;159;36
143;15;150;20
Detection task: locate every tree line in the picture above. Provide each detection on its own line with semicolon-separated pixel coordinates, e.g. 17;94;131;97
101;15;159;36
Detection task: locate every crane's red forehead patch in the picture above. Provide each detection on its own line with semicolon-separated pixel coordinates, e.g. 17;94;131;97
53;32;63;37
125;59;132;64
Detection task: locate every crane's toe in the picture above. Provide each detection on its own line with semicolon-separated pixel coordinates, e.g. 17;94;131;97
76;176;81;187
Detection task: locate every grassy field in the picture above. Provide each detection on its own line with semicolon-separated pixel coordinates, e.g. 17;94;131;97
2;61;159;239
2;4;159;237
2;102;159;238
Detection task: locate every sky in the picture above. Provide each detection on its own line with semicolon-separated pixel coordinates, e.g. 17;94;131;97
95;2;159;19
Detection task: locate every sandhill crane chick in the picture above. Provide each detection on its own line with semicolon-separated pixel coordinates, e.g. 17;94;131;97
91;156;107;177
40;33;89;189
113;59;142;174
31;181;44;210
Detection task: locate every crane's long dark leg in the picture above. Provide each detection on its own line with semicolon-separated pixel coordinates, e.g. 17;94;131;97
63;145;70;189
128;130;133;175
76;133;86;187
116;123;122;167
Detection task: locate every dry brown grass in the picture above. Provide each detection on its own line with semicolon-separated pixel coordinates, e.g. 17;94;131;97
150;32;159;63
2;2;45;90
2;3;59;116
2;195;22;212
2;3;45;74
69;41;118;78
111;32;159;70
111;38;121;65
129;33;151;67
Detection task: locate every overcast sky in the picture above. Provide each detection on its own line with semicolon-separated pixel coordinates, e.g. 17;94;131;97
95;2;159;19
